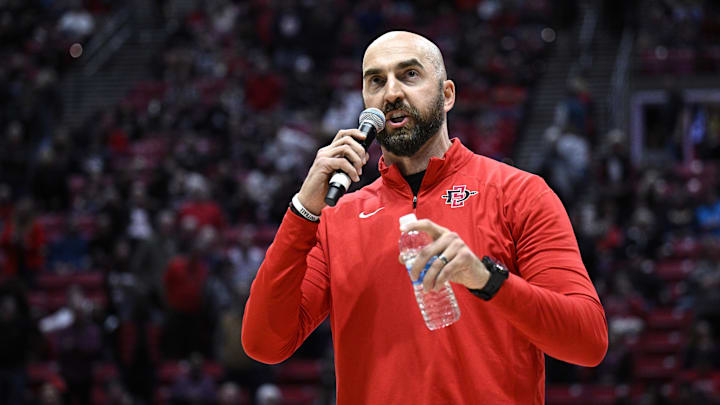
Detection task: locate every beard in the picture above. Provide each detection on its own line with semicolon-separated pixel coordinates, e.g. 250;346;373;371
375;84;445;157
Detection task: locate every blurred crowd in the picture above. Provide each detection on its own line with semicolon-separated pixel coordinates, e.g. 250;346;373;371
540;79;720;402
1;0;719;404
538;2;720;397
1;0;563;404
631;0;720;75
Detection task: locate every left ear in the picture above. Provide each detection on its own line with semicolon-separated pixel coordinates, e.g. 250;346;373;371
442;80;455;113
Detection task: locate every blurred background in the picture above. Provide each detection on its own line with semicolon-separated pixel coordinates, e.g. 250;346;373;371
1;0;720;404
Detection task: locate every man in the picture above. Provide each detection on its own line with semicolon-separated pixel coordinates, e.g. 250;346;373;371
242;31;607;404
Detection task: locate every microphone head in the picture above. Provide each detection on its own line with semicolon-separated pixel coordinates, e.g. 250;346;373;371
359;108;385;132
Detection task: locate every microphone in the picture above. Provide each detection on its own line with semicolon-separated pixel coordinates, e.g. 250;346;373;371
325;108;385;206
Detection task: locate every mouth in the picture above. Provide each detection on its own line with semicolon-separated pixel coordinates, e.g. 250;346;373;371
386;111;409;128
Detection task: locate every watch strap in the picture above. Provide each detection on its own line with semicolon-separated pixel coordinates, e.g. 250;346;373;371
468;256;509;301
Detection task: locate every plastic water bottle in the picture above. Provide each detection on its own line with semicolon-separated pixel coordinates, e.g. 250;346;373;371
398;213;461;330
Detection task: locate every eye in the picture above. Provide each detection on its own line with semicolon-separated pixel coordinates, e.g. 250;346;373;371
370;76;385;86
406;70;419;78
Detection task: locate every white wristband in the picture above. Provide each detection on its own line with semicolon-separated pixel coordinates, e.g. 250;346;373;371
292;194;320;222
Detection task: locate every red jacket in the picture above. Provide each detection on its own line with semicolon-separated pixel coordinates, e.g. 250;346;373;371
163;256;208;314
0;221;46;276
242;139;607;404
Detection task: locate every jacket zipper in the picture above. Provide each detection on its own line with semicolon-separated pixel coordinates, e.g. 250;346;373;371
412;195;417;209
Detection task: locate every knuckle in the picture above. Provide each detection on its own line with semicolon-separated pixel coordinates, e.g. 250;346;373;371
450;239;464;250
457;250;472;262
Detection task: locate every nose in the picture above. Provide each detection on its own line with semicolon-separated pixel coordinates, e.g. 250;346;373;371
383;75;403;107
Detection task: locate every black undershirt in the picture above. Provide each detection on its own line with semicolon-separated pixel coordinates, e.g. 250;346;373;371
403;170;426;196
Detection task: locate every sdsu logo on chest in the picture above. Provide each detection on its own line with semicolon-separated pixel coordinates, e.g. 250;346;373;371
441;185;478;208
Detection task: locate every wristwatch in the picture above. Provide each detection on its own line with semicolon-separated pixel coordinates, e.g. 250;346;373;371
468;256;509;301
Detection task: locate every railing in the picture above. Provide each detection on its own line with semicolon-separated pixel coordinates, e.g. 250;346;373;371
568;1;599;80
82;6;134;76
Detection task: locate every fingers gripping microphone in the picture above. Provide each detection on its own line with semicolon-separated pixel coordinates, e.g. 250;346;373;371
324;108;385;206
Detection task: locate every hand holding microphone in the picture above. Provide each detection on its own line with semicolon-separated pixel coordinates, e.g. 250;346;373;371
295;108;385;216
325;108;385;206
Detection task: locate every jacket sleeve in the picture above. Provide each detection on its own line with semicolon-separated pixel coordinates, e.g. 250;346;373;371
241;208;331;364
489;178;608;367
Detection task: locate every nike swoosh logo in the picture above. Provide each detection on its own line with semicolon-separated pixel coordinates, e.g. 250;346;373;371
359;207;384;218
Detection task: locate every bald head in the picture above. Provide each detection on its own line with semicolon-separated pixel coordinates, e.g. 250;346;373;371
363;31;447;81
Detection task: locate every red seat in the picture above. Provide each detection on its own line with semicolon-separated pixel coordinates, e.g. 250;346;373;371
36;272;104;292
669;238;701;259
587;384;617;405
29;288;107;313
28;291;66;313
36;215;66;243
158;361;186;384
646;308;692;331
279;385;320;405
654;260;694;282
204;361;224;380
637;331;685;354
276;359;323;384
92;384;107;405
93;362;119;383
633;355;679;380
546;384;585;404
26;362;60;384
74;214;98;238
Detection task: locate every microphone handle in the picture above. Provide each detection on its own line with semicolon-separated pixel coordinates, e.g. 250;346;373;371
324;122;377;207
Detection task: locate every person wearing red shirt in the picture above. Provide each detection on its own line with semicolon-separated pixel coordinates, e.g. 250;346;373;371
0;198;46;286
179;175;226;231
163;228;213;358
242;31;608;404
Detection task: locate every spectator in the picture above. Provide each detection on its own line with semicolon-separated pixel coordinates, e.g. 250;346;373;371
0;281;37;405
162;228;214;358
0;184;13;226
55;286;102;405
696;189;720;236
126;182;156;245
217;382;247;405
243;56;285;112
683;320;720;371
0;197;46;286
0;122;30;195
255;384;282;405
47;217;89;273
57;6;95;40
88;213;120;270
596;130;635;223
104;379;134;405
32;382;65;405
542;124;590;206
29;148;70;212
117;295;160;404
216;303;273;404
226;227;264;294
178;174;225;231
130;210;178;301
169;353;217;405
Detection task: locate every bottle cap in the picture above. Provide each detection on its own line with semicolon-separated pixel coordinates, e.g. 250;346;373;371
398;213;418;228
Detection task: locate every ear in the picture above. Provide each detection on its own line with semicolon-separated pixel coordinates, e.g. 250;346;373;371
442;80;455;113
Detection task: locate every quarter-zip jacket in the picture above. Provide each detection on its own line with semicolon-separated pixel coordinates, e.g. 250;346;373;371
242;138;608;404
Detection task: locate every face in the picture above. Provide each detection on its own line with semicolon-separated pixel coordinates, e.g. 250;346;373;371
362;35;452;157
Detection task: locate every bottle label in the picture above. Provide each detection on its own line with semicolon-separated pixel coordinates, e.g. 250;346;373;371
406;256;437;285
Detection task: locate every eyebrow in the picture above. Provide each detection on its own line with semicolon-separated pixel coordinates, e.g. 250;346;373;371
363;58;426;79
